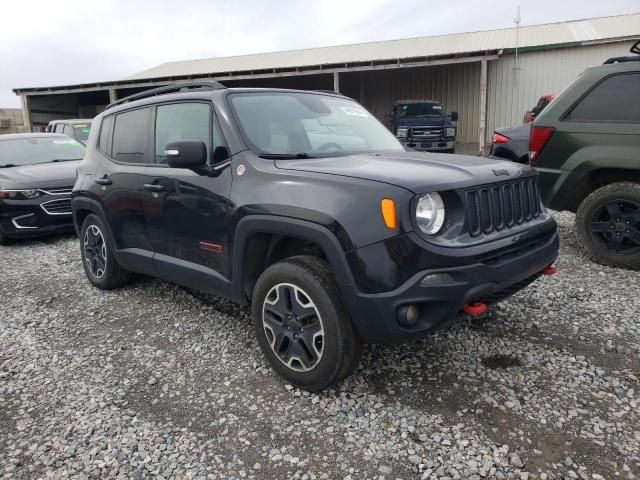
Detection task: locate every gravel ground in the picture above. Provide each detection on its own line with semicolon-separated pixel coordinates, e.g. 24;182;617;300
1;211;639;480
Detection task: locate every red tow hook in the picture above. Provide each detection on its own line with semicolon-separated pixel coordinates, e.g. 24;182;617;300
543;265;557;276
463;302;487;316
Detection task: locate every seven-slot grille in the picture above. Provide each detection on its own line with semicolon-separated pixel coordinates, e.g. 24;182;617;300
40;198;72;215
463;177;542;237
410;126;443;139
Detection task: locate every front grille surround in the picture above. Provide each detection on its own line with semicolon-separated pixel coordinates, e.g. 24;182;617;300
462;177;543;238
40;197;72;215
38;187;73;196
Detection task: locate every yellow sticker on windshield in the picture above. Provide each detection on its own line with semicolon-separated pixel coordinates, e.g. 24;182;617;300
74;124;88;128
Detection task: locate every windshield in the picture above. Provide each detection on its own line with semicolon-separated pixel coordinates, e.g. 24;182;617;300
229;92;403;156
396;103;445;118
73;124;91;141
0;137;85;167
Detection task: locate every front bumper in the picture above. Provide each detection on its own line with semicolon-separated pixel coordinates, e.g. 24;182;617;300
0;197;74;239
340;223;559;344
402;139;455;152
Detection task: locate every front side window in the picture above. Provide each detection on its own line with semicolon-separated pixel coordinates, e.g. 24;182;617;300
112;108;151;163
565;73;640;123
0;136;85;167
154;103;211;164
229;92;403;156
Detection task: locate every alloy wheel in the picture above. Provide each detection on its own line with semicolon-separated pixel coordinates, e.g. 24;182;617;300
84;224;107;279
590;200;640;253
262;283;324;372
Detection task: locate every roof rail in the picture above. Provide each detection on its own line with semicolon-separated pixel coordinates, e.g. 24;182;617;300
105;81;226;110
603;39;640;64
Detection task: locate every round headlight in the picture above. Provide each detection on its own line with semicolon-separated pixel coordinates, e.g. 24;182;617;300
416;192;445;235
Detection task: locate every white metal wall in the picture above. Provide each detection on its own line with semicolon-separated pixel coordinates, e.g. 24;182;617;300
487;40;635;137
354;62;482;143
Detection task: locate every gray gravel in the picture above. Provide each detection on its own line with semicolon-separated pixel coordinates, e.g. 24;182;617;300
0;211;639;479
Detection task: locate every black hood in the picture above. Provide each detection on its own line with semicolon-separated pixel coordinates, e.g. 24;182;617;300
0;161;79;190
275;151;534;193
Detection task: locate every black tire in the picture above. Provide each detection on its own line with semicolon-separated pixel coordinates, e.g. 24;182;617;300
0;229;12;246
80;214;133;289
251;255;363;391
576;182;640;270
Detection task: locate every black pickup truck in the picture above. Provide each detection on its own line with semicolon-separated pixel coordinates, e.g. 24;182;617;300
72;82;559;391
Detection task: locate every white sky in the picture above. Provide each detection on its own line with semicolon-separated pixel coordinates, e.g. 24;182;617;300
1;0;638;107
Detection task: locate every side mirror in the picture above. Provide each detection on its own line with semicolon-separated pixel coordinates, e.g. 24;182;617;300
450;111;459;121
165;141;207;169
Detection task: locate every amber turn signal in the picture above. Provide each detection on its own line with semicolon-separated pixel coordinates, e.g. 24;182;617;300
380;198;397;229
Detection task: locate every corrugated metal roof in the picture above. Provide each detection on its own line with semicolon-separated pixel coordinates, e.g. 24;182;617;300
126;13;640;80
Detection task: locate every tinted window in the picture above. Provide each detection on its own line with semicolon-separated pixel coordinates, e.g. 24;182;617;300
98;116;114;154
566;73;640;123
112;108;151;163
0;137;85;167
154;103;212;164
63;124;74;137
396;103;445;118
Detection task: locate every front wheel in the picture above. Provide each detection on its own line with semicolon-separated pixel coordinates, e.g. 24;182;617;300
251;256;362;391
80;214;133;289
576;182;640;269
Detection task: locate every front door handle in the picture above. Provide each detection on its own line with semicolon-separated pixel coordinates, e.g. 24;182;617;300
143;184;166;193
95;177;112;186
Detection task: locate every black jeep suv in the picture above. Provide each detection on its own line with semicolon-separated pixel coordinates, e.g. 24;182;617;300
72;82;559;391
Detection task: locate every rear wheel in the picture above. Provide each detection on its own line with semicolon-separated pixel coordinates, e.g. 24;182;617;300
576;182;640;269
251;256;362;391
80;214;133;289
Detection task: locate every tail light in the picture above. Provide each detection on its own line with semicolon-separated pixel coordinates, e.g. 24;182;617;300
528;126;555;165
492;133;510;144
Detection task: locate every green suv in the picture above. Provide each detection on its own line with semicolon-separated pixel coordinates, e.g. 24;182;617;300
531;41;640;269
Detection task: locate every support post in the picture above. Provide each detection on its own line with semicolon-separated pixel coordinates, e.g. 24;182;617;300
20;95;32;133
108;88;117;103
333;72;340;93
478;59;488;156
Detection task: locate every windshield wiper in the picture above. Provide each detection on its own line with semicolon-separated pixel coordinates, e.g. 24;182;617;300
51;158;82;163
259;153;314;159
0;164;18;168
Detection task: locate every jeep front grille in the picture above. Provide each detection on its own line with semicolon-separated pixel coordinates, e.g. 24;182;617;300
40;198;72;215
463;177;542;237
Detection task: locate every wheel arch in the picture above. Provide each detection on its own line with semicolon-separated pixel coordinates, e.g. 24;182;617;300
71;197;118;249
567;169;640;212
231;215;355;304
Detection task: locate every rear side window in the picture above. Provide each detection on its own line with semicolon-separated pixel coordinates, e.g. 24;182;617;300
154;103;211;164
112;108;151;163
98;116;114;154
565;73;640;123
63;124;74;137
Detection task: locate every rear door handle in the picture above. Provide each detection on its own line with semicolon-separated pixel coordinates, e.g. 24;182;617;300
95;177;112;186
143;184;166;193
